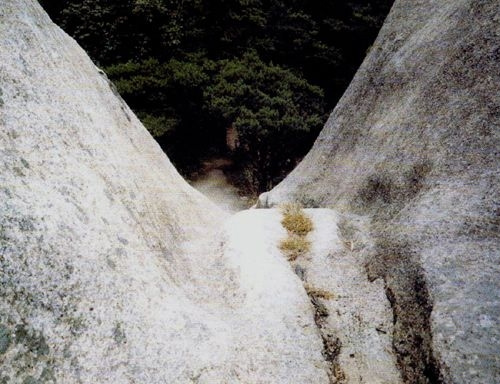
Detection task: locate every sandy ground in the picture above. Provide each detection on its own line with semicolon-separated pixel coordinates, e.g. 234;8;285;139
190;161;250;213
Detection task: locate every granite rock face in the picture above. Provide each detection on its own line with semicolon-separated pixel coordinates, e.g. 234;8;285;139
3;0;499;383
0;1;332;383
0;1;221;381
263;1;500;383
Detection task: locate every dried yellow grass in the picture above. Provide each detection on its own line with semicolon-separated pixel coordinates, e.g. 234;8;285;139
280;203;313;236
304;284;335;300
279;235;311;261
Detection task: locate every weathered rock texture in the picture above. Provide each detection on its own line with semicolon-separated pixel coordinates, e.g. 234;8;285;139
262;1;500;383
3;0;500;383
0;1;333;383
293;209;402;384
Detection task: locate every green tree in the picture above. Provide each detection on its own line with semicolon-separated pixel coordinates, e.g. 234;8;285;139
41;0;394;191
105;54;219;173
206;51;325;192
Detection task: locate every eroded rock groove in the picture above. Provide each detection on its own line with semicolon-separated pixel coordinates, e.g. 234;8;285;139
368;240;446;384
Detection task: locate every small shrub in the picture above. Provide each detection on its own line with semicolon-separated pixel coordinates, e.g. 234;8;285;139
279;235;311;261
280;203;313;236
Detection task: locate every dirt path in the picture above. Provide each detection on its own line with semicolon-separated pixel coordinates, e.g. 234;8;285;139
190;158;251;213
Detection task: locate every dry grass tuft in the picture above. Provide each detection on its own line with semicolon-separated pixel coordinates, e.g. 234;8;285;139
279;235;311;261
278;203;313;261
304;284;335;300
280;203;313;236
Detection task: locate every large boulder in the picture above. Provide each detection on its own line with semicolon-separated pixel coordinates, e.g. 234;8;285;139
0;1;330;383
0;0;222;381
3;0;499;383
263;1;500;383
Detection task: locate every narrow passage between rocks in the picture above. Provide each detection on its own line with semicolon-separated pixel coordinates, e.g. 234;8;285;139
189;158;250;213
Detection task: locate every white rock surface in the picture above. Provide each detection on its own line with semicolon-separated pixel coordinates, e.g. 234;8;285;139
262;1;500;383
5;0;498;383
293;209;402;384
0;1;331;383
216;210;330;383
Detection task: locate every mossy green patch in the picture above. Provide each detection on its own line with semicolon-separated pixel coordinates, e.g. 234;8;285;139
0;325;11;354
20;158;30;169
13;166;25;177
14;324;49;356
22;376;37;384
113;322;126;344
40;367;56;383
65;316;86;336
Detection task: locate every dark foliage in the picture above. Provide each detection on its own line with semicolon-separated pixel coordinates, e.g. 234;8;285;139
40;0;394;192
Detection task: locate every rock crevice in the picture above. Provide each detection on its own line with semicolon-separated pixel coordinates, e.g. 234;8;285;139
263;1;500;383
278;209;402;383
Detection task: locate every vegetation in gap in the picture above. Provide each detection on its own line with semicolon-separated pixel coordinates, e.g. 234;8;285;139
279;236;311;261
304;285;335;300
40;0;394;192
279;203;313;261
281;203;314;235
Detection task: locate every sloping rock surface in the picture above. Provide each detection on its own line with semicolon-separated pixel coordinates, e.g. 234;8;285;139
293;209;402;384
0;1;331;383
263;1;500;383
3;0;500;383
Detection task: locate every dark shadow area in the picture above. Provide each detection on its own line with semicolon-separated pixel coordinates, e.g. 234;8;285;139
357;166;446;383
40;0;395;195
367;240;445;384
